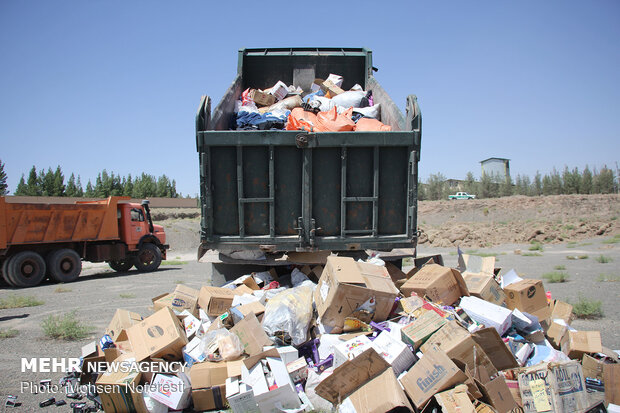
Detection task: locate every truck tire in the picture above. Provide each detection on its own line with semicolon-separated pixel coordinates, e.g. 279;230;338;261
108;260;134;272
5;251;47;287
133;243;162;272
47;249;82;283
1;259;17;287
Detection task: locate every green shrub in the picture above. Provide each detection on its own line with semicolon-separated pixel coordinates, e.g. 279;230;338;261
119;293;136;299
571;296;603;319
595;255;612;264
542;272;569;283
529;242;543;251
554;265;566;270
0;328;19;339
597;274;620;282
41;311;92;341
0;295;44;309
522;252;543;257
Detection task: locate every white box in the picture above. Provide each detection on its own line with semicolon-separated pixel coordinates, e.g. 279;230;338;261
371;331;417;375
276;346;299;366
182;336;205;367
286;357;308;383
333;335;373;368
460;296;513;335
226;377;260;413
148;373;191;410
182;312;201;338
255;384;302;413
268;81;288;101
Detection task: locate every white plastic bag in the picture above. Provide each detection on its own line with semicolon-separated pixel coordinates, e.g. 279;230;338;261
199;328;243;361
332;90;366;108
262;283;314;345
353;104;381;120
291;268;309;287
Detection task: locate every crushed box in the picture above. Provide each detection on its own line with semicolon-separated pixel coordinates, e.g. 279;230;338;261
106;309;143;341
518;360;588;413
316;348;413;413
190;360;242;412
314;256;398;330
561;330;602;359
463;273;505;306
401;310;447;349
152;284;200;315
399;264;469;305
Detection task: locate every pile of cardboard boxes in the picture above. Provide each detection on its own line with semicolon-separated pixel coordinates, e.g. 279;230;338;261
77;253;618;412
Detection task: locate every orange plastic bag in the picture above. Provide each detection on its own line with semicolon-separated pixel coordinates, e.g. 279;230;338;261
354;117;392;132
315;107;355;132
286;107;317;131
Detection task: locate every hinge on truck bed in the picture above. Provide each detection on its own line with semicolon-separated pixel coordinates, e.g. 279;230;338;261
294;217;306;249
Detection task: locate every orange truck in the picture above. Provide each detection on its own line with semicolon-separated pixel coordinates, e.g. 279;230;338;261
0;196;168;287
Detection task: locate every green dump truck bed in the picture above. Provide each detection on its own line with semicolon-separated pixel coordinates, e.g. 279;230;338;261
196;48;421;256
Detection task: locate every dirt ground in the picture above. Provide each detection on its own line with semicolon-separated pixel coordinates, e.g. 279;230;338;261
0;194;618;411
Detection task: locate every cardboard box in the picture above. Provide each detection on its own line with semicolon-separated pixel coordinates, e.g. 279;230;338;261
371;330;417;375
230;301;265;324
230;313;273;356
421;322;499;379
300;264;324;283
249;89;276;106
561;330;602;359
106;309;143;341
399;264;469;306
471;327;519;372
504;278;551;322
152;284;199;315
182;311;201;338
434;384;476;413
463;273;506;306
582;348;619;381
518;360;588;413
400;310;447;349
321;79;345;97
476;373;518;413
190;360;242;412
550;299;574;325
604;363;620;405
226;376;259;413
268;80;288;101
286;357;308;383
316;348;413;413
125;307;188;362
198;286;240;317
148;373;191;410
314;256;399;330
546;319;568;349
96;355;148;413
399;344;468;409
460;296;513;335
333;334;373;367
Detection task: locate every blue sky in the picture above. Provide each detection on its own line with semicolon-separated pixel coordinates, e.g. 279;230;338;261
1;1;618;196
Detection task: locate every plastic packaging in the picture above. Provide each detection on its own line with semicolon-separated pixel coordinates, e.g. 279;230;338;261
262;283;315;345
199;328;243;361
331;90;366;108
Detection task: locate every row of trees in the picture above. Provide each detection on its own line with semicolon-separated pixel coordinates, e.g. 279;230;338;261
7;164;179;198
420;165;618;201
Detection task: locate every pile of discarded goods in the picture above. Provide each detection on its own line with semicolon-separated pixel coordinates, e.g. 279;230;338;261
62;251;617;412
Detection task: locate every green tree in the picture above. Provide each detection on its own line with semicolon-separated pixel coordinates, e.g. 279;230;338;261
84;180;95;197
500;175;513;197
521;175;532;196
426;173;447;201
52;166;65;196
580;165;593;194
533;171;542;196
133;173;157;198
479;172;494;198
417;181;426;201
542;174;552;196
123;174;134;197
40;168;56;196
594;166;615;194
66;173;78;197
14;175;27;195
75;176;84;197
549;168;563;195
562;166;580;194
463;171;478;195
0;159;7;195
25;166;41;196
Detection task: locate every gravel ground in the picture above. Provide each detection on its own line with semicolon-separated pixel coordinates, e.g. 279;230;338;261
0;234;617;411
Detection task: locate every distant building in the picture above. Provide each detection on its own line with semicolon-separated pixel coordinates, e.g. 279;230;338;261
444;179;465;191
480;157;510;182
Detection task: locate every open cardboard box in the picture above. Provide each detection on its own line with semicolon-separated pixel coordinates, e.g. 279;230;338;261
316;348;413;413
400;263;469;306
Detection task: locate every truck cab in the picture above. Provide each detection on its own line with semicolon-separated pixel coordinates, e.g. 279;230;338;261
118;202;166;252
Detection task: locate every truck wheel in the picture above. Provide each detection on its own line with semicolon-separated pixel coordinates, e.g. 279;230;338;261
108;260;134;272
133;243;162;272
5;251;47;287
1;259;17;287
47;249;82;283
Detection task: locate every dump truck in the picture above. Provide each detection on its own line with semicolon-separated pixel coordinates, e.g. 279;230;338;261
0;196;168;287
195;47;421;262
